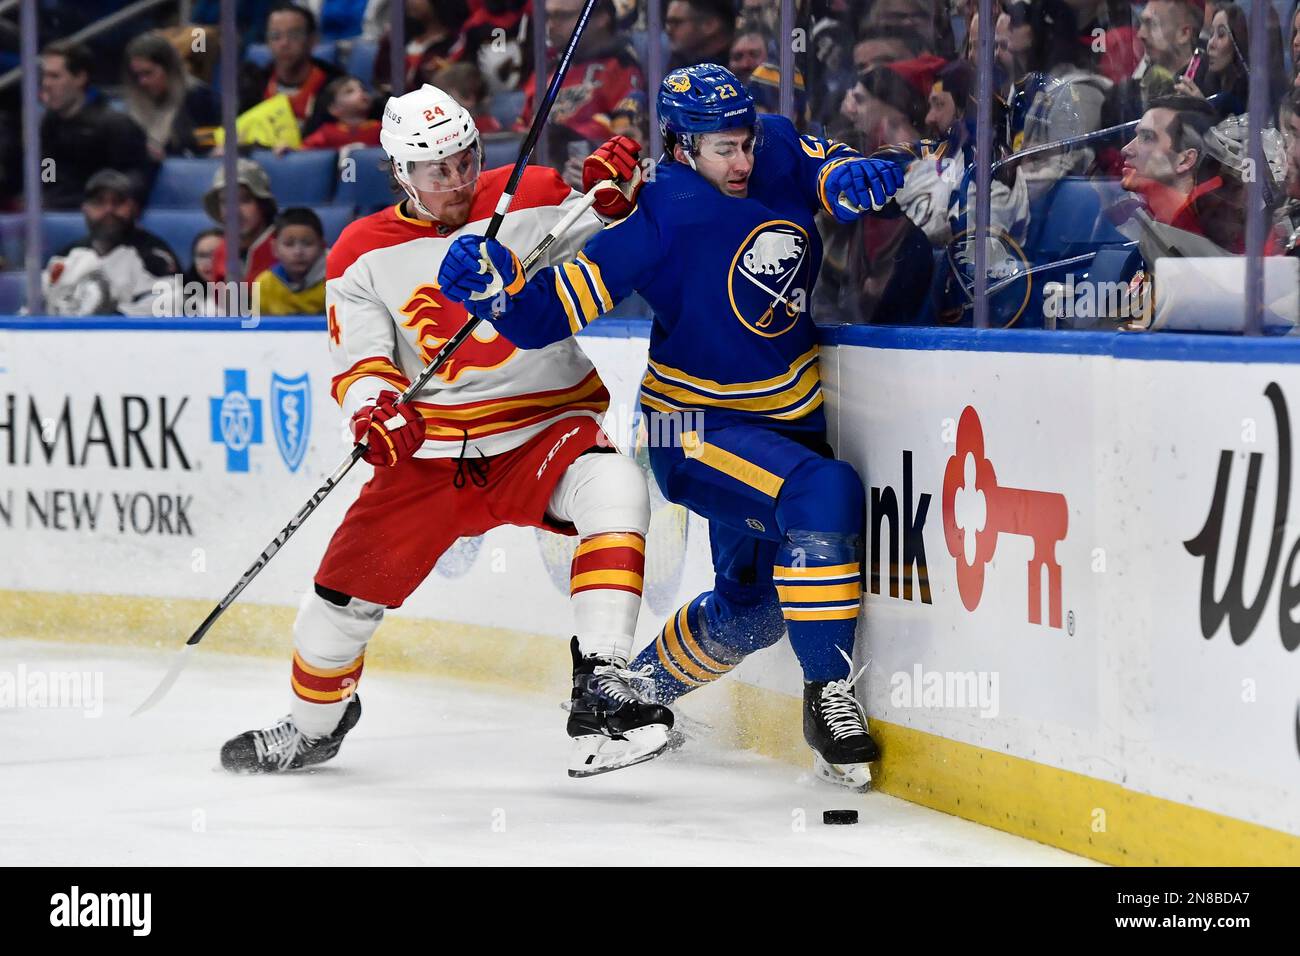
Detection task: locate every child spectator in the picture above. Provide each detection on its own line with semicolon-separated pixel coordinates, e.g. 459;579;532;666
431;62;501;135
255;207;326;314
300;75;382;149
184;228;223;287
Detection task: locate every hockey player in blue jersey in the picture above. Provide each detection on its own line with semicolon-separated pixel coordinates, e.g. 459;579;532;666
437;64;904;790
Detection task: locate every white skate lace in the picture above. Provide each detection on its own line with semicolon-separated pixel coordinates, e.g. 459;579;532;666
254;717;318;771
820;650;870;742
592;662;656;704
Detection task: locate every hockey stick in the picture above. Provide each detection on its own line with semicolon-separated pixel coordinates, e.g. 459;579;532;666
131;182;608;717
132;4;607;717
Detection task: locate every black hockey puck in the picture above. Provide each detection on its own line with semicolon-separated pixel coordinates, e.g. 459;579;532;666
823;809;858;825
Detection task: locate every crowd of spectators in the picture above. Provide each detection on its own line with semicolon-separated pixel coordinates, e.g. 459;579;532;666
5;0;1300;330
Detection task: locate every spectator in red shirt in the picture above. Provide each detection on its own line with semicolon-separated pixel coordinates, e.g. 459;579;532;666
515;0;643;145
300;75;382;149
239;3;344;137
203;158;279;282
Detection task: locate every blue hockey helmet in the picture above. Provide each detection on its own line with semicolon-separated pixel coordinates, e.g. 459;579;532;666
657;64;757;154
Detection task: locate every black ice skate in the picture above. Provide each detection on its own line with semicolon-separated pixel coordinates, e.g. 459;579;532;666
567;638;674;777
804;655;879;792
220;695;362;774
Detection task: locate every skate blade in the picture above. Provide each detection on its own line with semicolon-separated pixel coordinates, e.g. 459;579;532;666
568;724;670;778
812;752;873;792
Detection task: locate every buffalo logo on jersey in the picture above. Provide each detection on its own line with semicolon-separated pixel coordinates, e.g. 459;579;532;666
729;221;811;337
399;284;518;382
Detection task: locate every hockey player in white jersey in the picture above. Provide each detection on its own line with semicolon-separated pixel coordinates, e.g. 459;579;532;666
219;85;672;778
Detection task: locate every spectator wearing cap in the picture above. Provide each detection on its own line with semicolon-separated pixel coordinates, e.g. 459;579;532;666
746;62;806;119
203;158;279;282
39;40;156;211
255;207;327;314
665;0;736;71
123;32;221;160
300;75;382;149
514;0;644;146
239;3;344;137
42;170;179;316
608;91;648;144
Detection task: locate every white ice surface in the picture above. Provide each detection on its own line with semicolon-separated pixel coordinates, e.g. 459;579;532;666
0;641;1092;866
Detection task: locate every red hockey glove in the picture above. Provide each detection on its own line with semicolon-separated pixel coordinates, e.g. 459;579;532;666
351;390;426;467
582;135;644;220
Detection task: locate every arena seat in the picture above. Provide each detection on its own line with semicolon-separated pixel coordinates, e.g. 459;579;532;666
138;209;213;266
0;270;26;313
149;157;223;208
345;38;379;86
246;42;338;68
310;204;355;245
1024;177;1136;260
483;133;524;171
250;148;340;205
42;212;89;259
332;146;393;214
490;90;526;128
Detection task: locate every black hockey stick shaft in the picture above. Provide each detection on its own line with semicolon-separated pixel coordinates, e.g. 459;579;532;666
483;0;600;241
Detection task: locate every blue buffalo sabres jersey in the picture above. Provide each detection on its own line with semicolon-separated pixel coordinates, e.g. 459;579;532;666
491;114;858;433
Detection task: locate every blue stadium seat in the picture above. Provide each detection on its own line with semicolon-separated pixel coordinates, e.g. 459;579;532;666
245;42;339;69
483;133;524;171
249;148;340;205
490;90;526;128
138;210;213;268
310;204;355;245
333;146;394;214
0;212;25;269
1025;177;1135;261
345;38;379;86
149;157;222;208
0;270;26;313
43;212;88;259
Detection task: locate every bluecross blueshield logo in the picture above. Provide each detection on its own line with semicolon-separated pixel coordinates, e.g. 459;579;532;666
270;372;311;472
210;369;264;472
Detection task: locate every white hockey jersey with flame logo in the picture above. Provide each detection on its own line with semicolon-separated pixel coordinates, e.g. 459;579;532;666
325;165;607;459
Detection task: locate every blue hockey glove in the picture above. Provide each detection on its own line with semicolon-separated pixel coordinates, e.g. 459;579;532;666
438;234;524;319
823;158;905;222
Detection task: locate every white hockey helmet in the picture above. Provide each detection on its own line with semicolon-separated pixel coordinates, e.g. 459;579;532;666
380;84;482;217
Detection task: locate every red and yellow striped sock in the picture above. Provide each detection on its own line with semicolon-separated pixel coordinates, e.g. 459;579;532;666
569;531;645;661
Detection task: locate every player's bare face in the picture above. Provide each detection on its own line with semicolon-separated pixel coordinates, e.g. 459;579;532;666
686;130;756;198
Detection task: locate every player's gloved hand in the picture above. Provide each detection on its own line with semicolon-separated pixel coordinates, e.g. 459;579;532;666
351;390;425;467
824;157;905;222
437;234;524;318
582;134;644;220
